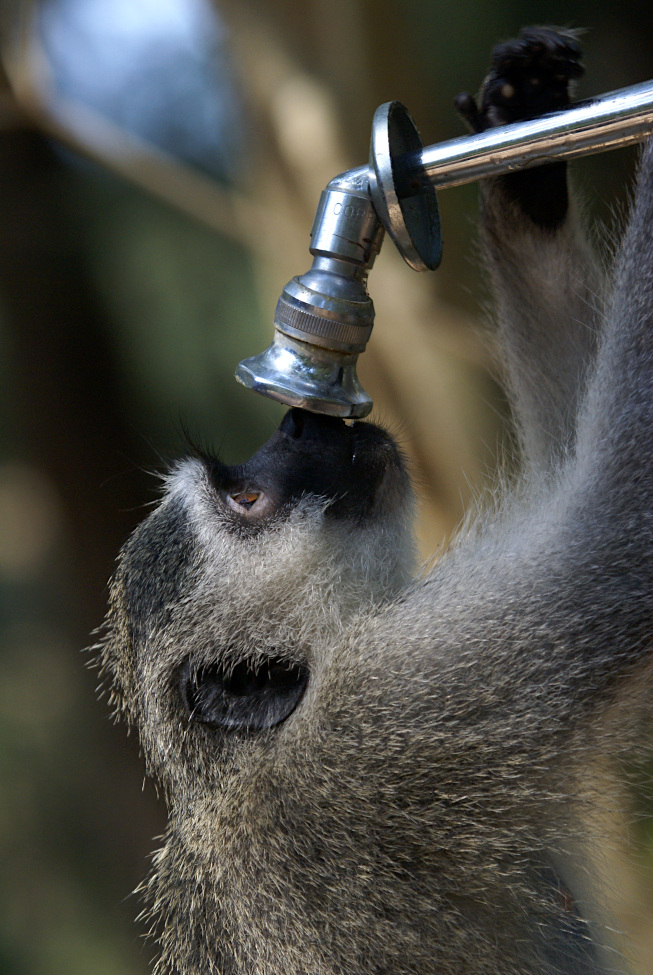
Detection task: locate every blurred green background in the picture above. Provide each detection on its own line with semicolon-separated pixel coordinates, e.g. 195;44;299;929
0;1;652;972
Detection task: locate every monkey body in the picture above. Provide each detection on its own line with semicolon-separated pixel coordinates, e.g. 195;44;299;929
100;29;653;975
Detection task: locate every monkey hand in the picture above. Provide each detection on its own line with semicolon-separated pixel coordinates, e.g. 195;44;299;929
455;26;584;134
456;26;585;229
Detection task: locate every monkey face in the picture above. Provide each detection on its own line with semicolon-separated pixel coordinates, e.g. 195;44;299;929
102;406;415;776
198;407;412;530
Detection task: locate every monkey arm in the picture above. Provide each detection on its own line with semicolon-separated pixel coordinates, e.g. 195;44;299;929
459;28;605;479
575;137;653;506
376;124;653;754
481;188;604;478
347;143;653;904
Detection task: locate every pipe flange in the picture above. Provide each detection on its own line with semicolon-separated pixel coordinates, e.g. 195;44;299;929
369;101;442;271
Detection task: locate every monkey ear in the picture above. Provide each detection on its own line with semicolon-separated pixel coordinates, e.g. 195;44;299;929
178;656;309;732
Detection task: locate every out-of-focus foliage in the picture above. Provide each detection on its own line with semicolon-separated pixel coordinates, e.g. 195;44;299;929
1;1;652;973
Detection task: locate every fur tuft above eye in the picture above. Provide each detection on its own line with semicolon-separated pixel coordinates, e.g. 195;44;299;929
179;657;309;731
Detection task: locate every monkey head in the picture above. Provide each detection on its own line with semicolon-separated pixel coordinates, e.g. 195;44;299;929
101;405;415;790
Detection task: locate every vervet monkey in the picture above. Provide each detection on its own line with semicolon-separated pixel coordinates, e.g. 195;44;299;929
99;27;653;975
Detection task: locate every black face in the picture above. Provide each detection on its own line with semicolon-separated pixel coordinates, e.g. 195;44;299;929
198;408;407;531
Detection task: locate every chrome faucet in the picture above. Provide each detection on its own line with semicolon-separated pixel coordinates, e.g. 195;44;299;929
236;81;653;417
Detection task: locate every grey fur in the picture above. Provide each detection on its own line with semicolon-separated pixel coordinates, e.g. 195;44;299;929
480;182;605;475
98;36;653;975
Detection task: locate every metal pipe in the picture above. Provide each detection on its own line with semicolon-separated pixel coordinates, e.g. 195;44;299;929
420;79;653;187
345;79;653;193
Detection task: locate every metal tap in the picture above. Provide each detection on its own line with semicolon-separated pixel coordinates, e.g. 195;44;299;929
236;81;653;418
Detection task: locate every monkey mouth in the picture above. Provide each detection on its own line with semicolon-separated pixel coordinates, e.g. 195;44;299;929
277;409;410;520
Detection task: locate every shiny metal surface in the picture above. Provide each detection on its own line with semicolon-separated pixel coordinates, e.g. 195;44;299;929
235;332;373;418
276;262;374;354
340;79;653;194
310;185;383;266
369;101;441;272
236;157;383;416
418;79;653;188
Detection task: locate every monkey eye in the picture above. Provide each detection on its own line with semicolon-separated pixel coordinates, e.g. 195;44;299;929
178;657;308;731
228;490;260;510
226;489;272;519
